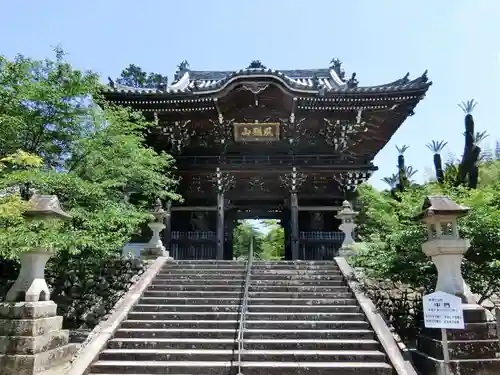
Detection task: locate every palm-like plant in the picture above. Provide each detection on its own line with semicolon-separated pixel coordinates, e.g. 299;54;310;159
457;99;477;186
426;140;448;183
395;145;409;192
381;174;398;189
404;166;418;181
474;131;488;144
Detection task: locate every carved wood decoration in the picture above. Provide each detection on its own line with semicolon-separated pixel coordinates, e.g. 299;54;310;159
187;175;203;193
211;167;235;193
240;82;270;106
154;113;193;154
248;176;267;192
322;109;368;152
279;116;307;147
311;175;330;192
332;170;372;192
209;116;234;146
280;167;307;193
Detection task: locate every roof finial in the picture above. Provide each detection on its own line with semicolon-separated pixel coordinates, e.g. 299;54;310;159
329;57;346;80
247;60;266;69
174;60;190;82
346;72;358;88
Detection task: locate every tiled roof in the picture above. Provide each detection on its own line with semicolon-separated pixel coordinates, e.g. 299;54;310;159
105;63;431;96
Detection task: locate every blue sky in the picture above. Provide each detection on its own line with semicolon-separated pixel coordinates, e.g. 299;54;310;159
1;0;499;190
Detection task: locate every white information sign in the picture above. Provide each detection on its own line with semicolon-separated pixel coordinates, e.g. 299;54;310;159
423;291;465;329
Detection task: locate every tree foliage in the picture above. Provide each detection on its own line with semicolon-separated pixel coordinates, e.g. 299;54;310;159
232;220;285;260
0;48;180;259
356;158;500;305
114;64;169;89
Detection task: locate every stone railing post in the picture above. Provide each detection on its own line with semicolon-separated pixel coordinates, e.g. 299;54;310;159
0;194;76;375
335;200;358;257
141;198;172;260
411;195;499;375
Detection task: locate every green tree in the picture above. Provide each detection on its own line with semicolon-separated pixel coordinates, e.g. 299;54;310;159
232;220;263;259
260;220;285;260
0;48;180;259
115;64;168;89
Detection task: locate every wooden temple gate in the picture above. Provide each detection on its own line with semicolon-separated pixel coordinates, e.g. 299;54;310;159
104;59;431;260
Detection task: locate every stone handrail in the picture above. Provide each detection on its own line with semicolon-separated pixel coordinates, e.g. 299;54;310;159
335;257;419;375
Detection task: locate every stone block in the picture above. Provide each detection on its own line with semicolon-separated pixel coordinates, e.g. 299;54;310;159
0;301;75;375
140;246;164;260
0;329;69;355
417;335;499;360
0;316;63;337
411;350;500;375
0;302;57;320
0;343;75;375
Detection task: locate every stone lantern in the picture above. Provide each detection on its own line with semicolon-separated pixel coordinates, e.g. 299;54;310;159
0;194;76;375
335;200;358;257
6;194;71;303
411;196;498;375
141;198;172;260
414;195;474;303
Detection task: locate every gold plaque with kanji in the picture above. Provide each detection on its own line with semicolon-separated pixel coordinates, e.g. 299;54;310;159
234;123;280;142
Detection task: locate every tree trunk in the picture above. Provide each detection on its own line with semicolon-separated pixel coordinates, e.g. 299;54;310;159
434;153;444;183
458;113;475;185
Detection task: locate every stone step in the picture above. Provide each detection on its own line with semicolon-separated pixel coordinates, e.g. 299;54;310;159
252;263;340;267
252;268;340;272
155;274;245;280
250;273;344;281
126;311;366;321
107;338;381;351
147;284;244;292
142;290;353;299
147;284;351;292
151;279;244;285
251;280;345;286
132;304;360;313
248;305;360;313
138;297;358;306
90;360;392;374
249;285;351;293
114;328;374;340
99;348;386;362
120;319;370;330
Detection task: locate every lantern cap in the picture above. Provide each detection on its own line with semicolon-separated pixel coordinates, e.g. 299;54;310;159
336;200;358;217
23;194;71;220
150;198;166;221
413;195;469;221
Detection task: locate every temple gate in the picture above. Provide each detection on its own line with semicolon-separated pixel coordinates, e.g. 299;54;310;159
104;59;431;260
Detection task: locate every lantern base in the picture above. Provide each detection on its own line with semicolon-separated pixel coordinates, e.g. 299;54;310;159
140;245;165;260
412;304;500;375
0;301;76;375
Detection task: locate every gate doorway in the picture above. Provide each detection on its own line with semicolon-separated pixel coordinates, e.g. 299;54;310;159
232;220;285;261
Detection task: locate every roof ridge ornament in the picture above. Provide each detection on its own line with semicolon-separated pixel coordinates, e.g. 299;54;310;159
346;73;358;89
329;57;346;81
247;60;267;69
174;60;190;83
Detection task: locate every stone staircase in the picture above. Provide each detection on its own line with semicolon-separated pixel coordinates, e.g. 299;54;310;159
88;260;393;374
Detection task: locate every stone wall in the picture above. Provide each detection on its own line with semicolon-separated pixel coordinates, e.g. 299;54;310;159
0;252;146;334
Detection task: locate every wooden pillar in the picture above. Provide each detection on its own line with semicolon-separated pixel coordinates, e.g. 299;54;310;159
290;192;299;260
216;192;224;260
213;167;234;261
280;167;306;261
